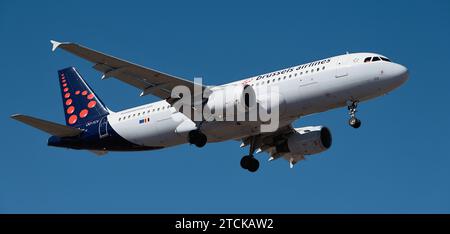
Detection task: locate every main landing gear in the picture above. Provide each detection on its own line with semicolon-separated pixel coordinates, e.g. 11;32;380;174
240;137;260;173
347;101;362;129
188;130;207;148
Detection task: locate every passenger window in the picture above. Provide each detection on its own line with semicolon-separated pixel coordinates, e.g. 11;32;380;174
364;57;371;63
372;57;381;62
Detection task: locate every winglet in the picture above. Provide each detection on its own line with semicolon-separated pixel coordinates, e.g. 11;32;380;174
50;40;62;52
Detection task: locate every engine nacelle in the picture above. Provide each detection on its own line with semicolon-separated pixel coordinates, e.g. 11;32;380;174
276;126;332;155
205;84;256;117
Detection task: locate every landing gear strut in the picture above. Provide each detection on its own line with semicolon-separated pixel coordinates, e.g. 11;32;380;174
188;130;207;148
347;101;361;129
240;137;260;172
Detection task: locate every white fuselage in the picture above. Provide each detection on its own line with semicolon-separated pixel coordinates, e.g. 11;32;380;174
107;53;408;148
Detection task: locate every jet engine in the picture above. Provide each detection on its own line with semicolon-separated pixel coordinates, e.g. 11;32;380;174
276;126;332;155
205;84;256;117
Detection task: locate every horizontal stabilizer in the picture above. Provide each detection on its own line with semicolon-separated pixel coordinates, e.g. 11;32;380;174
11;114;83;137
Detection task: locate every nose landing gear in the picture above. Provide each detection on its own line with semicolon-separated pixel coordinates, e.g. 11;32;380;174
348;101;362;129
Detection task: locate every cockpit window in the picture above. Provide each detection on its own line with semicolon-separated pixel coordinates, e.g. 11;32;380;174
364;56;392;63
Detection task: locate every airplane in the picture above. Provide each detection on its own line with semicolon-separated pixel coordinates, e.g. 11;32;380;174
11;40;409;172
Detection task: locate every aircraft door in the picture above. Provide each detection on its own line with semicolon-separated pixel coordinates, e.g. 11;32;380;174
99;116;109;138
335;56;350;78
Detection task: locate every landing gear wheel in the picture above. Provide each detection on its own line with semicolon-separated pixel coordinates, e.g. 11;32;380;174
194;134;207;147
349;117;361;129
240;155;252;170
347;101;361;129
247;157;260;173
240;136;260;172
241;155;259;172
188;130;207;148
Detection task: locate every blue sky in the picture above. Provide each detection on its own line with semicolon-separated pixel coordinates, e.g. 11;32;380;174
1;0;449;213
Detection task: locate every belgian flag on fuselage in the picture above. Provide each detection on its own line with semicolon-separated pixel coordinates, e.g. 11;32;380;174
58;67;108;126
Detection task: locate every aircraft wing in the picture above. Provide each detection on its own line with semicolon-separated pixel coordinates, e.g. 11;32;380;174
50;40;206;100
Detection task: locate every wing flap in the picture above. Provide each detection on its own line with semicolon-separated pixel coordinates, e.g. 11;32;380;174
11;114;83;137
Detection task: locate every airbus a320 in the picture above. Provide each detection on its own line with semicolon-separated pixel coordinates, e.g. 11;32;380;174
11;41;408;172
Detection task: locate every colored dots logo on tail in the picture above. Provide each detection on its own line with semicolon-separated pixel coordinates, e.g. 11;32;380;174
67;106;75;114
88;101;97;108
58;67;109;127
68;115;77;125
79;109;89;118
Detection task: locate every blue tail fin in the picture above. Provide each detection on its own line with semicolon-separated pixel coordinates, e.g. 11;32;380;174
58;67;108;126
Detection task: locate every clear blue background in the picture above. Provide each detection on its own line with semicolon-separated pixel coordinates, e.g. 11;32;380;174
1;0;449;213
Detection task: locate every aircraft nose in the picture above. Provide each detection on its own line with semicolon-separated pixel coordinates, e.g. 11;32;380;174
388;63;409;85
396;64;409;82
